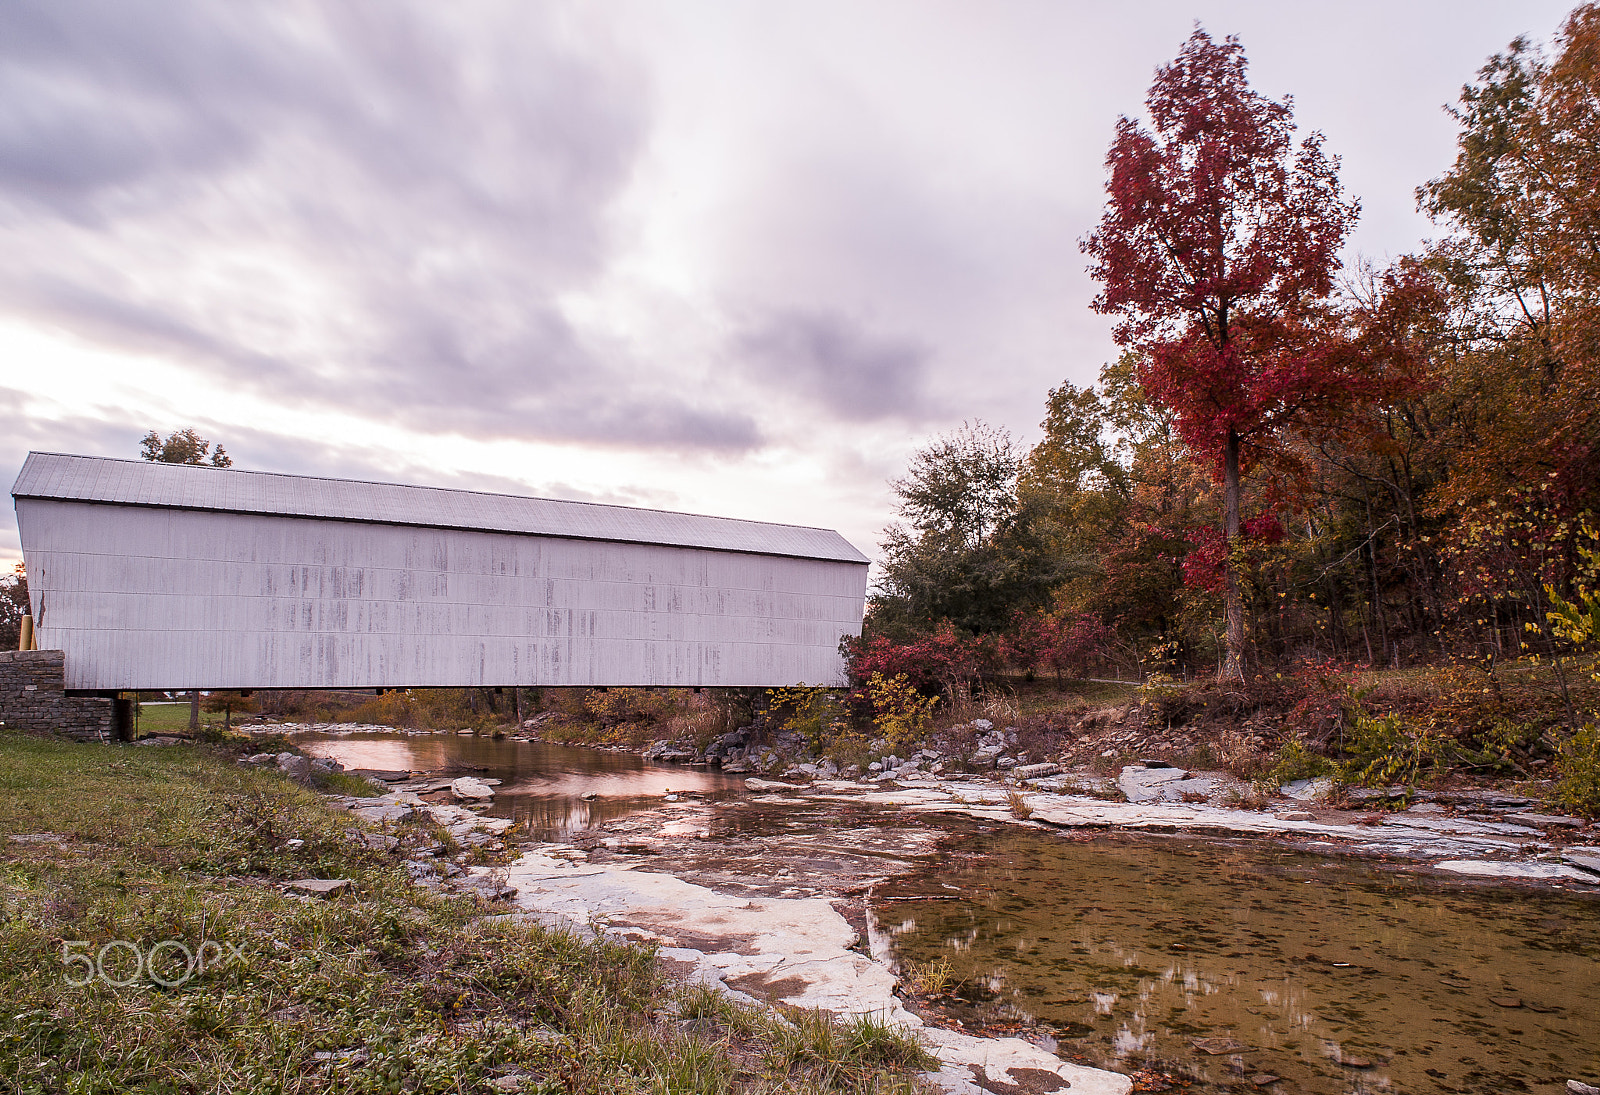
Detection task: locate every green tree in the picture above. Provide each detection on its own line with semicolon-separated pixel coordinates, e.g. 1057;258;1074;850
1017;382;1130;624
139;429;232;728
140;428;233;467
1418;5;1600;520
873;421;1057;637
0;563;28;650
201;690;256;733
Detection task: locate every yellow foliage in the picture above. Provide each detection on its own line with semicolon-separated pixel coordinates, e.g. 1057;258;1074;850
866;673;937;750
1544;521;1600;682
764;686;848;752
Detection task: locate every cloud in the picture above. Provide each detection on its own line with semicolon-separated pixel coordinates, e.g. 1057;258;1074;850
0;0;760;453
733;309;941;422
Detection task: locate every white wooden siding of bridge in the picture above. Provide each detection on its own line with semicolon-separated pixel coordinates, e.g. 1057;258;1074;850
13;454;868;691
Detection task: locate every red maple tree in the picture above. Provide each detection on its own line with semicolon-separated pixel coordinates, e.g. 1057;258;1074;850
1081;28;1360;679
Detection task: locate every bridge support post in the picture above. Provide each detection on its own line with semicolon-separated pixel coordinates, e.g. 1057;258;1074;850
110;695;135;742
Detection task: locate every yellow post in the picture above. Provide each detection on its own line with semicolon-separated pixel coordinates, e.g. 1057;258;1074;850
18;615;32;651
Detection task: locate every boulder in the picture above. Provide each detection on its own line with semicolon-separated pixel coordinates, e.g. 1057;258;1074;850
1117;764;1191;803
1507;812;1585;829
451;776;495;801
425;803;516;835
1562;847;1600;876
276;754;314;781
282;878;352;898
458;872;518;901
350;768;411;782
744;778;804;792
644;740;696;762
1280;777;1334;802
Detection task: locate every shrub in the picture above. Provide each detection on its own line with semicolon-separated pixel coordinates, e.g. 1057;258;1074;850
766;687;849;753
1553;724;1600;819
1001;609;1113;685
1283;660;1367;748
1259;738;1332;790
866;673;938;751
847;620;994;698
584;687;671;728
1338;712;1450;793
342;690;424;728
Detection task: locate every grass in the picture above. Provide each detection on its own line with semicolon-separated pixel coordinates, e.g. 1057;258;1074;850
0;731;938;1094
133;702;201;736
1008;677;1139;720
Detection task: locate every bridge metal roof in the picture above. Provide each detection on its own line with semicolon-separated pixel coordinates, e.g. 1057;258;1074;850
11;452;870;564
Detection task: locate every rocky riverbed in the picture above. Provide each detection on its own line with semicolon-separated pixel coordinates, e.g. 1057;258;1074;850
286;714;1599;1095
269;711;1600;890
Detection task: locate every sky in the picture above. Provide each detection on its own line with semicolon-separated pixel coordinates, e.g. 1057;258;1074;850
0;0;1580;572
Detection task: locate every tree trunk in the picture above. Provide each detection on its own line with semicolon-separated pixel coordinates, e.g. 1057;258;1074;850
1222;429;1245;681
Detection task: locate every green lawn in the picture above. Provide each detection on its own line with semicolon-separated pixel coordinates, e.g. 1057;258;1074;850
0;732;935;1094
134;700;198;736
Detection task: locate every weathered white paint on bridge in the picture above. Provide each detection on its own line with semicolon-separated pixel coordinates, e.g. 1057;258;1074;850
12;453;869;691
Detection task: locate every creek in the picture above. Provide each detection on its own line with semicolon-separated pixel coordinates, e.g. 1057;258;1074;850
296;730;747;840
299;731;1600;1095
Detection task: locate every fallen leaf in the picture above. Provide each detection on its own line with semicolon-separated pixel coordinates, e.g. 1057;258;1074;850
1191;1037;1248;1055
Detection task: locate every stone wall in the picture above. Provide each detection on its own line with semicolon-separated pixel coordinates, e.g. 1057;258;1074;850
0;650;115;740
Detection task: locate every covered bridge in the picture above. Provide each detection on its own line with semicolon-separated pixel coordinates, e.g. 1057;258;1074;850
11;452;869;692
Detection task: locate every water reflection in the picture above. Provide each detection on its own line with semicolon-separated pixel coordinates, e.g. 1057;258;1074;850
876;829;1600;1095
296;731;748;840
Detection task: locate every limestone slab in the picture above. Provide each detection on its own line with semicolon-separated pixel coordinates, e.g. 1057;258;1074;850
1434;859;1598;883
501;851;1130;1095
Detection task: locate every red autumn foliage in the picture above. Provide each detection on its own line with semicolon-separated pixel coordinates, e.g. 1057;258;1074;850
1081;27;1364;678
1081;29;1362;466
845;620;993;695
1181;526;1228;592
1000;609;1114;683
1181;513;1284;591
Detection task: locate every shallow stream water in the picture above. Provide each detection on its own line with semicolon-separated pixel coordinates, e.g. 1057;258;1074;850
295;731;748;839
297;730;1600;1094
874;828;1600;1095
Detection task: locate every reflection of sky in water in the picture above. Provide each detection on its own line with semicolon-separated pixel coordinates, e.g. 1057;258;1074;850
877;829;1600;1095
297;732;747;839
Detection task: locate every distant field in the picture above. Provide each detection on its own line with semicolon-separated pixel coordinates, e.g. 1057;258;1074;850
135;702;197;735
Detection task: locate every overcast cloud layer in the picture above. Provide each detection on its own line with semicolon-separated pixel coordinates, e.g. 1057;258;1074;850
0;0;1580;567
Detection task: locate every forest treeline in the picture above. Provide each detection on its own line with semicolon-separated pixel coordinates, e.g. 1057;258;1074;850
864;7;1600;700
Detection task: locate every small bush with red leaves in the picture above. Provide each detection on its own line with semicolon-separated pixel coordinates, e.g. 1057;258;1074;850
845;620;995;696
